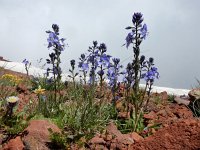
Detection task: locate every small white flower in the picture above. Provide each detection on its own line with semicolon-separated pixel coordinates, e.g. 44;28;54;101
6;96;19;103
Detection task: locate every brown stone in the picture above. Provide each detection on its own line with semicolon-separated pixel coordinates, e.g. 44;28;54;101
106;122;122;137
129;132;144;142
116;134;134;145
118;112;130;119
95;144;108;150
89;136;106;145
106;122;134;149
23;120;61;150
105;134;113;141
16;83;28;93
3;136;24;150
143;111;157;120
157;109;167;117
160;91;168;101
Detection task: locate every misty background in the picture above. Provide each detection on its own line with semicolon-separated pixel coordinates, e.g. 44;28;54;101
0;0;200;89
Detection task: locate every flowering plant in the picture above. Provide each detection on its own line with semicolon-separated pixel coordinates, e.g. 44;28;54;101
5;96;19;117
46;24;66;101
68;59;78;88
34;85;45;95
1;74;22;85
124;12;159;131
22;59;31;76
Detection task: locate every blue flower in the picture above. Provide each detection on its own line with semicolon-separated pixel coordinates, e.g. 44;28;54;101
142;67;159;82
70;59;75;67
80;54;86;60
79;63;88;72
132;12;143;24
47;32;59;48
99;43;107;53
107;58;123;90
140;24;148;39
93;41;98;47
125;32;134;48
97;70;104;76
107;67;116;87
22;59;29;65
46;24;65;51
99;54;111;67
53;66;62;75
112;58;120;65
81;63;89;72
52;24;59;34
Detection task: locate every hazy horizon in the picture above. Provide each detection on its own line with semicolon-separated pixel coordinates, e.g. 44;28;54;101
0;0;200;89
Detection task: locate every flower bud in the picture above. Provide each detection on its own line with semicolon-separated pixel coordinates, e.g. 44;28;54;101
149;57;154;64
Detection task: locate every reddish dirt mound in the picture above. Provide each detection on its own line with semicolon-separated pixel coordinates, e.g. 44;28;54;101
131;119;200;150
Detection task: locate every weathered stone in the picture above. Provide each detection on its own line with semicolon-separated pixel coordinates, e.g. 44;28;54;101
106;122;122;137
188;89;200;101
160;91;168;101
174;96;190;106
143;111;157;120
129;132;144;142
106;122;134;149
89;136;106;145
3;136;24;150
118;112;130;119
23;120;61;150
105;134;113;141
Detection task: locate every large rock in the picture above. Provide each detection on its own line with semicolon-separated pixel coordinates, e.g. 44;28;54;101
2;136;24;150
143;111;157;120
174;96;190;106
106;122;134;149
89;136;106;145
188;88;200;101
188;89;200;116
23;120;61;150
128;132;144;142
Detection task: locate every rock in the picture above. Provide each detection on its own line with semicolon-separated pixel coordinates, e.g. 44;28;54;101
2;136;24;150
106;122;122;137
173;105;193;119
16;83;28;93
188;89;200;101
23;120;61;150
143;111;157;120
105;134;113;141
118;112;130;119
95;144;108;150
157;109;167;117
129;132;144;142
89;136;106;145
160;91;168;101
174;96;190;106
116;134;134;145
106;122;134;149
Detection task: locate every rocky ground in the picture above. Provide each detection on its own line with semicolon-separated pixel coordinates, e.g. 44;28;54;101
0;67;200;150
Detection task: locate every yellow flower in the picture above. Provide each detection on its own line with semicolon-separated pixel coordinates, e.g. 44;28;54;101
1;74;22;85
6;96;19;103
34;85;45;95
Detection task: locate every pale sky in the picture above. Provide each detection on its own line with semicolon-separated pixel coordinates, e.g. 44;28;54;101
0;0;200;89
